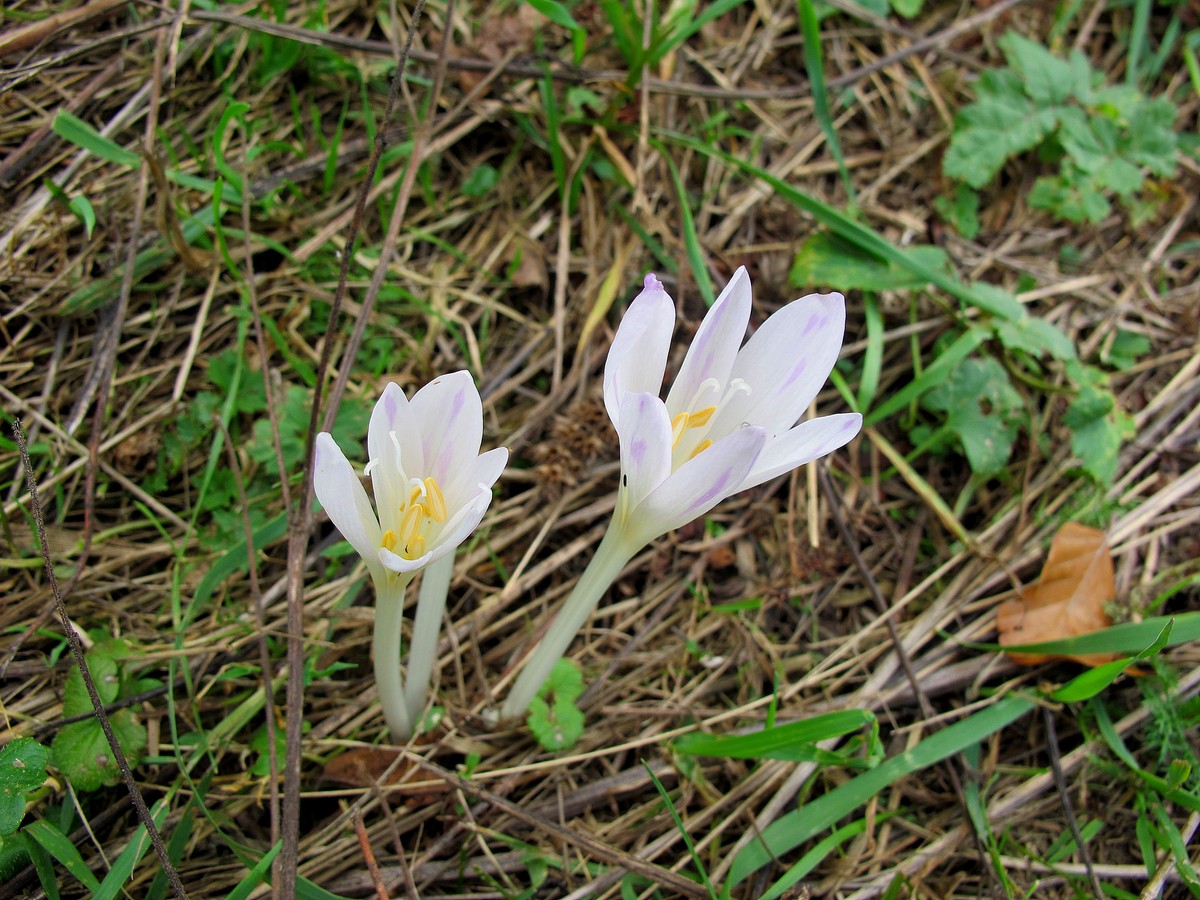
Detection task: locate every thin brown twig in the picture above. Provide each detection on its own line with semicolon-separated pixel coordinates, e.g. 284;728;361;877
280;1;430;891
13;419;189;900
352;810;392;900
1041;705;1104;898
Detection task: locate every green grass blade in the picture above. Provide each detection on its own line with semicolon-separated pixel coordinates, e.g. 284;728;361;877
796;0;855;203
761;815;889;900
857;293;883;411
52;111;142;169
645;762;718;900
227;842;283;900
864;327;987;426
674;709;873;762
727;696;1033;889
664;154;715;304
23;820;101;893
989;612;1200;662
92;798;171;900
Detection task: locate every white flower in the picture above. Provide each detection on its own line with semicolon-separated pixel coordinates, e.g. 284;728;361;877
602;268;862;546
313;372;508;582
314;372;507;741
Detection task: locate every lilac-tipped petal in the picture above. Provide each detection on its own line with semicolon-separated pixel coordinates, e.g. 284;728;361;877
602;274;675;427
314;433;384;574
715;293;847;436
409;371;483;485
368;382;421;472
665;266;753;415
616;392;673;514
738;414;862;491
636;425;766;540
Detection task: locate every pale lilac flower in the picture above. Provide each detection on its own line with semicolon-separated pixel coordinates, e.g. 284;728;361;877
502;268;860;718
602;267;862;547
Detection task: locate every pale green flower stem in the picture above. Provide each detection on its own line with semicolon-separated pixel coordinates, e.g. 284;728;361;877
404;551;455;726
374;573;415;742
500;521;639;720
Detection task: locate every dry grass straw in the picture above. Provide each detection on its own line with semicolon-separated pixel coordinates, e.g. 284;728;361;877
1;0;1198;897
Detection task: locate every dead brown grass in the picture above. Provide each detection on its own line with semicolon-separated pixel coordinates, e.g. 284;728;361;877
2;0;1199;897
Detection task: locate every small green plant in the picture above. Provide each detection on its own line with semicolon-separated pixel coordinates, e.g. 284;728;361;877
0;738;48;850
526;659;585;752
50;639;153;792
917;356;1025;478
943;31;1179;227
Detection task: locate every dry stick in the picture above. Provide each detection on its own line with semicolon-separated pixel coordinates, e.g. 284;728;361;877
818;466;1005;894
215;419;281;856
352;810;392;900
240;158;289;885
1041;706;1103;898
279;2;430;892
406;755;711;899
13;420;188;900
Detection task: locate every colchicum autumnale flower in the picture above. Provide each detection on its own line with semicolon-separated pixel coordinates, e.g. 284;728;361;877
314;372;507;740
501;268;862;718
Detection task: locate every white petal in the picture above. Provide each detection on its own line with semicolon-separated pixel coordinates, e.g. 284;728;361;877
634;425;766;541
313;433;383;571
715;292;846;436
379;545;433;574
430;485;496;560
602;274;675;427
409;371;483;485
665;266;753;415
368;382;420;473
738;414;862;491
616;392;672;514
443;446;508;512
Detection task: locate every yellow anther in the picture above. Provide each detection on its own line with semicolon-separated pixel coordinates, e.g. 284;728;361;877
688;439;713;460
407;533;426;558
687;406;716;428
423;476;447;523
381;529;398;552
397;504;424;557
408;482;424;506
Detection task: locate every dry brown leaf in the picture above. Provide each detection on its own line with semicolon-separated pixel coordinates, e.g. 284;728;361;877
996;523;1119;666
322;747;449;805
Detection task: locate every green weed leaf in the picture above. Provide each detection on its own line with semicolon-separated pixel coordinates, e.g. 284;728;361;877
0;738;48;836
527;659;585;751
921;357;1023;476
51;712;147;793
1065;381;1135;484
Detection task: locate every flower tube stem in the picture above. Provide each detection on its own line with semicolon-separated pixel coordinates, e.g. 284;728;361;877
404;551;455;726
374;574;415;742
500;522;639;720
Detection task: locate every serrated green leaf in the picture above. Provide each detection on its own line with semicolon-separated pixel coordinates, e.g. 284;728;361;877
999;32;1093;106
0;739;48;836
994;313;1076;361
922;357;1023;475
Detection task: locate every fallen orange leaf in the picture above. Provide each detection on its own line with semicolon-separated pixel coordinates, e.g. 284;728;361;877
996;523;1119;666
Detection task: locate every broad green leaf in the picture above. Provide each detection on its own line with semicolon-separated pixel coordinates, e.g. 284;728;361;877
50;710;147;792
999;31;1093;106
790;233;949;292
1065;383;1135;484
921;357;1023;475
0;739;48;836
